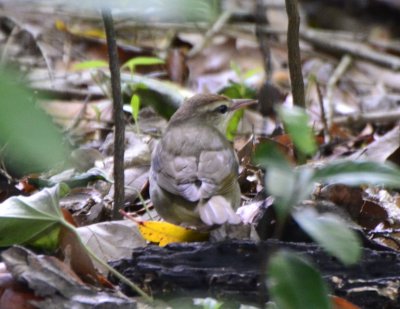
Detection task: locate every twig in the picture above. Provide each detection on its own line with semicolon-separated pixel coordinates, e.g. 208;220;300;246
187;11;232;58
301;28;400;71
116;20;287;39
326;55;352;127
300;28;367;43
315;80;330;142
64;94;91;133
0;24;19;65
255;0;272;80
30;83;104;101
333;109;400;126
3;16;54;81
285;0;305;108
123;185;154;220
102;8;125;220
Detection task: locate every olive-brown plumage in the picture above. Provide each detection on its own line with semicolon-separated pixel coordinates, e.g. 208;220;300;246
149;94;256;228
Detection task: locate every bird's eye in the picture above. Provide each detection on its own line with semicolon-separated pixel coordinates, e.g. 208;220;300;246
215;104;228;114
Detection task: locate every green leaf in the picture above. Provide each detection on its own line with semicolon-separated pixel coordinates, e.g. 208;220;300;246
242;67;263;80
278;106;317;156
313;160;400;188
130;94;141;133
267;250;332;309
0;70;69;176
28;168;112;189
0;184;152;300
226;109;243;141
0;185;68;250
254;142;293;172
255;142;297;221
121;57;164;73
219;82;257;100
230;61;242;78
73;60;109;70
130;94;141;123
293;208;361;265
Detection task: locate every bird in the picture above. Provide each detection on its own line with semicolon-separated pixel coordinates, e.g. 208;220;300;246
149;93;257;229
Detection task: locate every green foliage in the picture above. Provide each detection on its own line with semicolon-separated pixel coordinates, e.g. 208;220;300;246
122;57;164;129
0;69;69;176
130;94;141;133
73;60;108;70
221;61;259;99
75;56;164;130
74;57;164;74
0;183;151;300
67;0;220;22
278;106;317;157
219;62;258;140
225;109;244;141
0;184;69;250
312;160;400;187
220;82;257;100
27;168;112;189
254;142;298;222
293;208;361;265
267;251;332;309
255;105;400;307
255;139;400;266
121;57;165;75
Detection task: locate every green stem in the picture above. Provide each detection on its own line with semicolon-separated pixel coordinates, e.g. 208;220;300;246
123;185;154;220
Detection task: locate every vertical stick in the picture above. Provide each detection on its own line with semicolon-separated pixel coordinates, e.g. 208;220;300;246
255;0;272;81
102;8;124;219
285;0;305;108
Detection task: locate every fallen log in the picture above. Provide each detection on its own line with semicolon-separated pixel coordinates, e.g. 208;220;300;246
109;240;400;308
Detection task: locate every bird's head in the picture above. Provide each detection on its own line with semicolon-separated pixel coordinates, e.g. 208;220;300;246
169;94;257;133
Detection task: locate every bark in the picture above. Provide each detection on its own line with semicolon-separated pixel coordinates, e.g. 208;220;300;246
109;240;400;308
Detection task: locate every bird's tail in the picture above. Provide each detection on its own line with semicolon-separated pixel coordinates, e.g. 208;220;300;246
199;195;241;226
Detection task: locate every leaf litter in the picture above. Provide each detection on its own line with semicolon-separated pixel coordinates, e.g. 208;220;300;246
1;0;400;307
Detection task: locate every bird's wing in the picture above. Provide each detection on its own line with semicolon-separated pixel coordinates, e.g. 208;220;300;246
151;125;238;202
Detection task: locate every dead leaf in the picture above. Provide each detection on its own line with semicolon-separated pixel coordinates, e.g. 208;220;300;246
349;125;399;162
319;184;364;219
1;246;134;308
166;48;189;85
358;200;388;229
58;226;98;284
331;295;361;309
0;283;41;309
77;220;147;273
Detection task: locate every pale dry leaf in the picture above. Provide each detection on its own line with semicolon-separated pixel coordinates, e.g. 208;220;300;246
349;125;400;162
77;220;146;274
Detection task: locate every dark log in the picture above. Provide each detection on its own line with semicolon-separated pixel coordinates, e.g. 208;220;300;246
109;240;400;308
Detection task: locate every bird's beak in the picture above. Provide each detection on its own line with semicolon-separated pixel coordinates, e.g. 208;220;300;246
230;99;258;111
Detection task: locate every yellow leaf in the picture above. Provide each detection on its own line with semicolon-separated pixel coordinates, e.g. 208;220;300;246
138;221;209;246
54;20;105;39
55;20;67;31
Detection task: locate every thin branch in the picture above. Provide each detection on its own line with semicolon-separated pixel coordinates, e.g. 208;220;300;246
102;8;124;220
255;0;272;80
333;109;400;126
285;0;305;108
315;81;330;143
326;55;352;127
301;28;400;71
187;11;232;58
